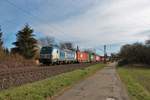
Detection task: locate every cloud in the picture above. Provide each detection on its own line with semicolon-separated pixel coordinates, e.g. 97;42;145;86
35;0;150;49
135;30;150;37
1;0;150;53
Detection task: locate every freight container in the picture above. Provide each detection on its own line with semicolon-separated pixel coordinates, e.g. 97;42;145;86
64;49;76;63
89;53;96;62
100;56;104;62
76;51;89;63
96;55;101;62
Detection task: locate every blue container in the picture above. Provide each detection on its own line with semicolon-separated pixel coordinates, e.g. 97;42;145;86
65;50;76;61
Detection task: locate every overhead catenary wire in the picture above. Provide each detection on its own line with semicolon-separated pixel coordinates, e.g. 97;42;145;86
4;0;70;41
4;0;62;31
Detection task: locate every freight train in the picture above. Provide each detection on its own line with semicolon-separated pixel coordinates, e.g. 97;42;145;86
39;46;102;65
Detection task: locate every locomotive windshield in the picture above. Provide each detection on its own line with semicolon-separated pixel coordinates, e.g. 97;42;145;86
40;47;52;54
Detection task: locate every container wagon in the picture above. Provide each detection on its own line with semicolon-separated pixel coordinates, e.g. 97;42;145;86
76;51;89;63
89;53;96;62
64;49;76;63
96;55;101;62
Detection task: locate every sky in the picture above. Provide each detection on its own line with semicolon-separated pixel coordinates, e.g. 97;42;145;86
0;0;150;55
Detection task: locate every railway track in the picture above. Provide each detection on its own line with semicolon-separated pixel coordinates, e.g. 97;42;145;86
0;63;97;90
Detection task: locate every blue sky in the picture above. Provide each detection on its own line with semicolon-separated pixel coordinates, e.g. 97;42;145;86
0;0;150;55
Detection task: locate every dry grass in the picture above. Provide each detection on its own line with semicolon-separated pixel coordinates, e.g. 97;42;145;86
0;50;36;69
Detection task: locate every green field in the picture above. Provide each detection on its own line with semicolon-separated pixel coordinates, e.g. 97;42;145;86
0;63;105;100
118;66;150;100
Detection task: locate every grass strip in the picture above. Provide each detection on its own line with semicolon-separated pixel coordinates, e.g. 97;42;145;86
118;67;150;100
0;63;105;100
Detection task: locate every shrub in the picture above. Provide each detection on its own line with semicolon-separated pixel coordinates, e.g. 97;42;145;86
118;59;129;66
119;42;150;66
0;54;36;69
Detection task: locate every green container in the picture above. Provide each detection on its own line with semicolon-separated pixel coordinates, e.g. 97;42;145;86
89;53;94;62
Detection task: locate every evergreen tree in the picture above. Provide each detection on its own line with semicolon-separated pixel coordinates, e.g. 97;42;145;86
12;24;37;59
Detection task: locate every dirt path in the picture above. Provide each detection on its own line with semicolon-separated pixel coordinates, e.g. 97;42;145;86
54;63;129;100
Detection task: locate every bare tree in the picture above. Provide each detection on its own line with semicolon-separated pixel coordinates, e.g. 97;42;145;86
60;42;75;50
38;37;55;47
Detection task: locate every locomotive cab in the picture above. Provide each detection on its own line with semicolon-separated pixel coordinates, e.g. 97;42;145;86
39;46;60;64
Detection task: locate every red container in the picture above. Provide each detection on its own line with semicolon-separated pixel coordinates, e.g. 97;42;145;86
100;56;104;61
96;55;100;62
76;51;89;63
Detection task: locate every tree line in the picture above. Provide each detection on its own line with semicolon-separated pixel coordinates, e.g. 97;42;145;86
118;40;150;66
